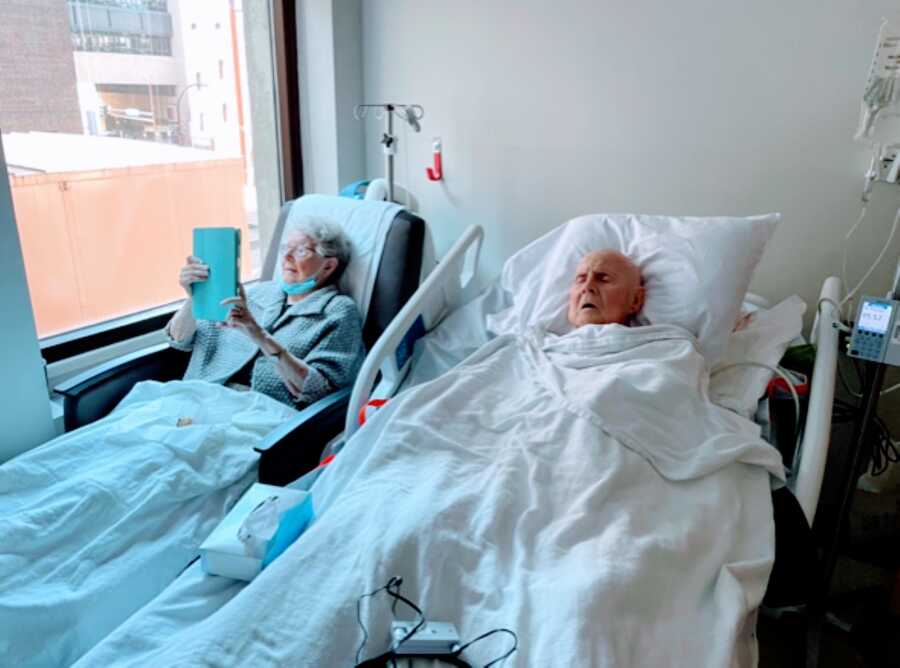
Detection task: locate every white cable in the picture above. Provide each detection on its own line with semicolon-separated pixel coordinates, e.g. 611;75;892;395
840;207;900;310
841;204;869;318
711;362;802;463
817;296;841;315
845;202;870;241
881;380;900;396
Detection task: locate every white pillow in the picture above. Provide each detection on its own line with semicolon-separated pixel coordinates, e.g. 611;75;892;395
486;212;779;365
278;195;403;317
710;296;806;418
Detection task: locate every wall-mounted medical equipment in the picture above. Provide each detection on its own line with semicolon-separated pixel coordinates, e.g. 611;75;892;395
426;138;443;181
354;103;424;203
857;20;900;198
856;20;900;142
842;21;900;320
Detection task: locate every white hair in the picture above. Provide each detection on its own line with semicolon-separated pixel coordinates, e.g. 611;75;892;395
289;216;352;284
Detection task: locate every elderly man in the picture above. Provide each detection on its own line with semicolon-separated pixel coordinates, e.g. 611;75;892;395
567;249;646;327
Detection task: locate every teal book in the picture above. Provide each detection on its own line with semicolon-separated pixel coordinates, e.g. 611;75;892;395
192;227;241;322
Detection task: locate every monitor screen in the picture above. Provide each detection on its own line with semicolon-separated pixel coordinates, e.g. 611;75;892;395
858;301;893;334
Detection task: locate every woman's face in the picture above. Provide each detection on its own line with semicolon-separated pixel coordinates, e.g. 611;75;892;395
280;233;328;284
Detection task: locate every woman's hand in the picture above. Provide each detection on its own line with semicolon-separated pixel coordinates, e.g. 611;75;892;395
221;285;264;342
179;256;209;297
222;285;310;399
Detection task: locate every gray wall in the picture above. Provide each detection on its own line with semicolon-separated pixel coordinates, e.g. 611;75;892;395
298;0;365;195
360;0;900;313
0;141;55;461
333;0;365;189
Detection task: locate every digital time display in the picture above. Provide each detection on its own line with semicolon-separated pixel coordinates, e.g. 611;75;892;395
858;301;893;334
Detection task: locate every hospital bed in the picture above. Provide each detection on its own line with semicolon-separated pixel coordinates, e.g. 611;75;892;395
55;195;427;484
348;241;841;531
347;248;842;615
0;195;436;667
71;212;845;667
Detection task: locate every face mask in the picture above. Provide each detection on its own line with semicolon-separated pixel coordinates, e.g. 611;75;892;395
279;275;317;296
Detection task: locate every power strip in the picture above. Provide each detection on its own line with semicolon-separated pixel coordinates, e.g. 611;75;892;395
391;620;461;656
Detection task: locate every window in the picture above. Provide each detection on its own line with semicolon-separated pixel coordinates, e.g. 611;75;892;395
69;0;174;56
3;0;286;345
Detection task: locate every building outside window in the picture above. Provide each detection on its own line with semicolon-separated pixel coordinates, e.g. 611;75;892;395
1;0;281;341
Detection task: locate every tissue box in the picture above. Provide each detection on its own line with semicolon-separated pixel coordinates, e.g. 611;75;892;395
200;483;309;581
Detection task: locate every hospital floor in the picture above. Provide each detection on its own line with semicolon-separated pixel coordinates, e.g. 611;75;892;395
757;554;900;667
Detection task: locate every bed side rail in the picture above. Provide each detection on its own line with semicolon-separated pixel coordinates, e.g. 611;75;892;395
344;224;484;438
791;276;841;525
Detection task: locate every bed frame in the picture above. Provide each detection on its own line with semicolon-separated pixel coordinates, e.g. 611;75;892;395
344;224;484;439
345;261;842;656
793;276;841;526
347;256;841;529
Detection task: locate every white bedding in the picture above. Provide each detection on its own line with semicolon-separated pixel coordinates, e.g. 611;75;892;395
77;324;783;667
0;380;296;667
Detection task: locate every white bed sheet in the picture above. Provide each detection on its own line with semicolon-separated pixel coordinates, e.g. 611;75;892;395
406;285;805;414
74;562;243;666
75;324;783;667
0;380;296;667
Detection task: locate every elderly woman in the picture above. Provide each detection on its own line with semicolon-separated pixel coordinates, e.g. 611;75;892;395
166;216;364;407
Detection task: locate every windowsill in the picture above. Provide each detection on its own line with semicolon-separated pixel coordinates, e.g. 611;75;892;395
47;329;169;389
43;279;263;390
40;279;261;365
41;300;183;353
40;300;183;364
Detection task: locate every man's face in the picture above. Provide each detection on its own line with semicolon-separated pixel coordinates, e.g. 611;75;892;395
567;250;645;327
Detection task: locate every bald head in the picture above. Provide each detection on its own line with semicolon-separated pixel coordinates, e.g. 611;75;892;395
567;250;645;327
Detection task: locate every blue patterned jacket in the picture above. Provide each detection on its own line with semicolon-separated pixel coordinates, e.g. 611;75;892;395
167;281;364;408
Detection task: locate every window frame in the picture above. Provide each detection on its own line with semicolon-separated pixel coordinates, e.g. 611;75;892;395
37;0;304;365
271;0;303;201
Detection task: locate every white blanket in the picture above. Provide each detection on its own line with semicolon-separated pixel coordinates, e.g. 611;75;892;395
75;326;784;667
0;380;296;667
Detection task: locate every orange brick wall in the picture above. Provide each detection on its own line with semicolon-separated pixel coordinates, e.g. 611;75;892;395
10;158;251;337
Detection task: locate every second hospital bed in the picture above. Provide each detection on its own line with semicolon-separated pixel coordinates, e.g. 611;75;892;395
72;213;844;667
0;195;433;667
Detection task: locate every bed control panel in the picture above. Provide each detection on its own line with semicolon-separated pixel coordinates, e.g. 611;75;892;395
848;297;900;365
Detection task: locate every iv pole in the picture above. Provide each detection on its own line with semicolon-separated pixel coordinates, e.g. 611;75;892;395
354;103;424;203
